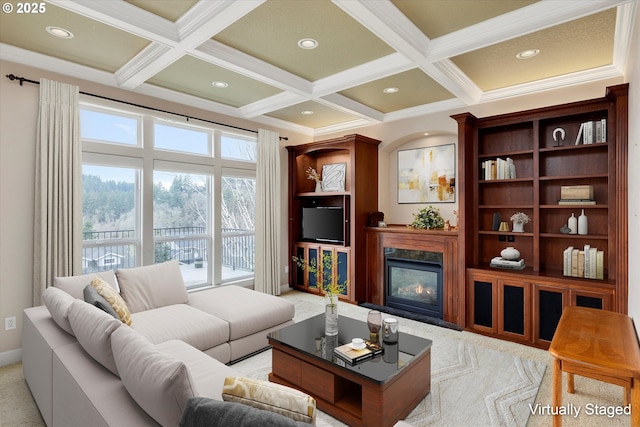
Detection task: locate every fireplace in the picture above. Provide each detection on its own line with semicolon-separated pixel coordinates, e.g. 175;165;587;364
384;248;443;319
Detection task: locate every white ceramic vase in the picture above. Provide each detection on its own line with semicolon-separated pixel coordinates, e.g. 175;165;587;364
512;221;524;233
578;209;588;235
568;213;577;234
500;247;521;260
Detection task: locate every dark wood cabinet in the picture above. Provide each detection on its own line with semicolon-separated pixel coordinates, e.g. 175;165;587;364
287;134;380;303
454;84;628;348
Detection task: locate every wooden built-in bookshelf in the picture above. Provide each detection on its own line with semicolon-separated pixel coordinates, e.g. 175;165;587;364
452;84;628;348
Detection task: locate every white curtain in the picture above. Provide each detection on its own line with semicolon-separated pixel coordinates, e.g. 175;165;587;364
254;129;282;295
33;78;82;305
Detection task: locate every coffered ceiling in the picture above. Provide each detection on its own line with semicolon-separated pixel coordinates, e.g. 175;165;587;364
0;0;636;136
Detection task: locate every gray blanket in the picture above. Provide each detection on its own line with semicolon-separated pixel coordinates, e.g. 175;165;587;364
180;397;309;427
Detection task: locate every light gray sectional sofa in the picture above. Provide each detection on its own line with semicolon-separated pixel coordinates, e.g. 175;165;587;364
22;260;298;426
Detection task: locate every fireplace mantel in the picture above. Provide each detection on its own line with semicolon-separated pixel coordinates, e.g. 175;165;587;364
365;226;464;327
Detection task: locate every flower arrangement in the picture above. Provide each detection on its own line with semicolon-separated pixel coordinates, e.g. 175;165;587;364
292;253;346;305
306;167;321;183
409;205;445;230
510;212;531;224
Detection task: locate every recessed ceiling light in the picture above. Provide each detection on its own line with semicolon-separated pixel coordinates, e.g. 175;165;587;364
383;87;399;94
211;81;229;88
297;38;318;49
424;132;430;136
46;26;74;39
301;110;314;115
516;49;540;59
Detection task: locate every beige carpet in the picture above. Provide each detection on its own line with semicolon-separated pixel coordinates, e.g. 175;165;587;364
0;290;631;426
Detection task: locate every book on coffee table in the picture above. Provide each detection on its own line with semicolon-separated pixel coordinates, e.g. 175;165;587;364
334;340;383;365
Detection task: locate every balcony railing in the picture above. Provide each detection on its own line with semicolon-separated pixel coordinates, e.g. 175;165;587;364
82;227;255;275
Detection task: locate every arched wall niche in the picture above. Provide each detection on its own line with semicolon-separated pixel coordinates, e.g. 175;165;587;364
379;130;459;227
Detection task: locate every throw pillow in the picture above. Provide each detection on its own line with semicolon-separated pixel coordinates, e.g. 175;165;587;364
180;397;310;427
222;377;316;424
91;277;132;326
115;260;188;313
83;284;119;320
41;286;75;335
111;326;196;426
53;270;118;299
68;299;122;376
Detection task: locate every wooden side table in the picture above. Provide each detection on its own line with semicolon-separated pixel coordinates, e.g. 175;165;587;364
549;306;640;426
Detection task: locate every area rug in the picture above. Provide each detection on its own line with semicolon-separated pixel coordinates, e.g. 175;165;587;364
232;292;546;427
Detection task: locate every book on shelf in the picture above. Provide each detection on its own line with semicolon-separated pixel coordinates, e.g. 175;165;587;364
490;257;525;270
558;199;596;205
481;157;516;181
575;119;607;145
333;340;383;365
563;244;604;280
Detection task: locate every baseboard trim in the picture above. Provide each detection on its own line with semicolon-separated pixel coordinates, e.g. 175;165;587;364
0;348;22;367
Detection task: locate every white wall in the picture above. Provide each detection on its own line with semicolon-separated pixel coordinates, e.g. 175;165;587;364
625;4;640;326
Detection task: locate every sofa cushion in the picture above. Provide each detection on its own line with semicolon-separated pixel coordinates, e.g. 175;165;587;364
111;325;196;427
156;339;236;400
131;304;229;351
180;397;311;427
222;377;316;424
91;277;132;326
68;299;122;376
83;284;119;319
188;286;295;340
116;260;188;313
53;270;118;299
42;286;76;335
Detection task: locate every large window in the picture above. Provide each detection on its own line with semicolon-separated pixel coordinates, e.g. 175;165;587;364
80;103;256;289
82;164;140;273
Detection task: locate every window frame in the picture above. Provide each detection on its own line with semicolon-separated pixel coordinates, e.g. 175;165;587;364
80;99;257;290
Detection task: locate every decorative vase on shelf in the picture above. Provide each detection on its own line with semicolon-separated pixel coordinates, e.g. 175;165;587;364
512;221;524;233
500;247;521;261
578;209;588;235
315;181;323;192
568;213;577;234
324;293;338;336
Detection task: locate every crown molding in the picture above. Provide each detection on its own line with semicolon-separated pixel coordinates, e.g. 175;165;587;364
480;65;623;103
0;43;118;87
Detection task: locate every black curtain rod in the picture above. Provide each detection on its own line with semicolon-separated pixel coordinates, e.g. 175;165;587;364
5;73;288;141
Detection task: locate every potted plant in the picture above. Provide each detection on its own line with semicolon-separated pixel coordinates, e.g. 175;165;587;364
408;205;445;230
510;212;530;232
292;252;347;336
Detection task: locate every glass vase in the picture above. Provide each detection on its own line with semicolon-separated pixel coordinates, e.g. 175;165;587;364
324;293;338;336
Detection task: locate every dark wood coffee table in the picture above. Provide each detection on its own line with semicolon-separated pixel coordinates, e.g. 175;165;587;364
268;314;432;427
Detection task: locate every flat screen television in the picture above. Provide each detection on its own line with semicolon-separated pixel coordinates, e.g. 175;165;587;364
302;207;344;244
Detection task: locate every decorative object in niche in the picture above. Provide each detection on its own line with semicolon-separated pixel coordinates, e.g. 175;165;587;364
306;167;322;192
321;163;346;192
397;144;455;203
510;212;530;233
568;213;577;234
500;247;521;261
552;127;566;147
578;209;588;235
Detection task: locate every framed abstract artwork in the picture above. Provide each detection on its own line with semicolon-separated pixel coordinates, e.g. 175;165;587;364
321;162;346;191
397;144;455;203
